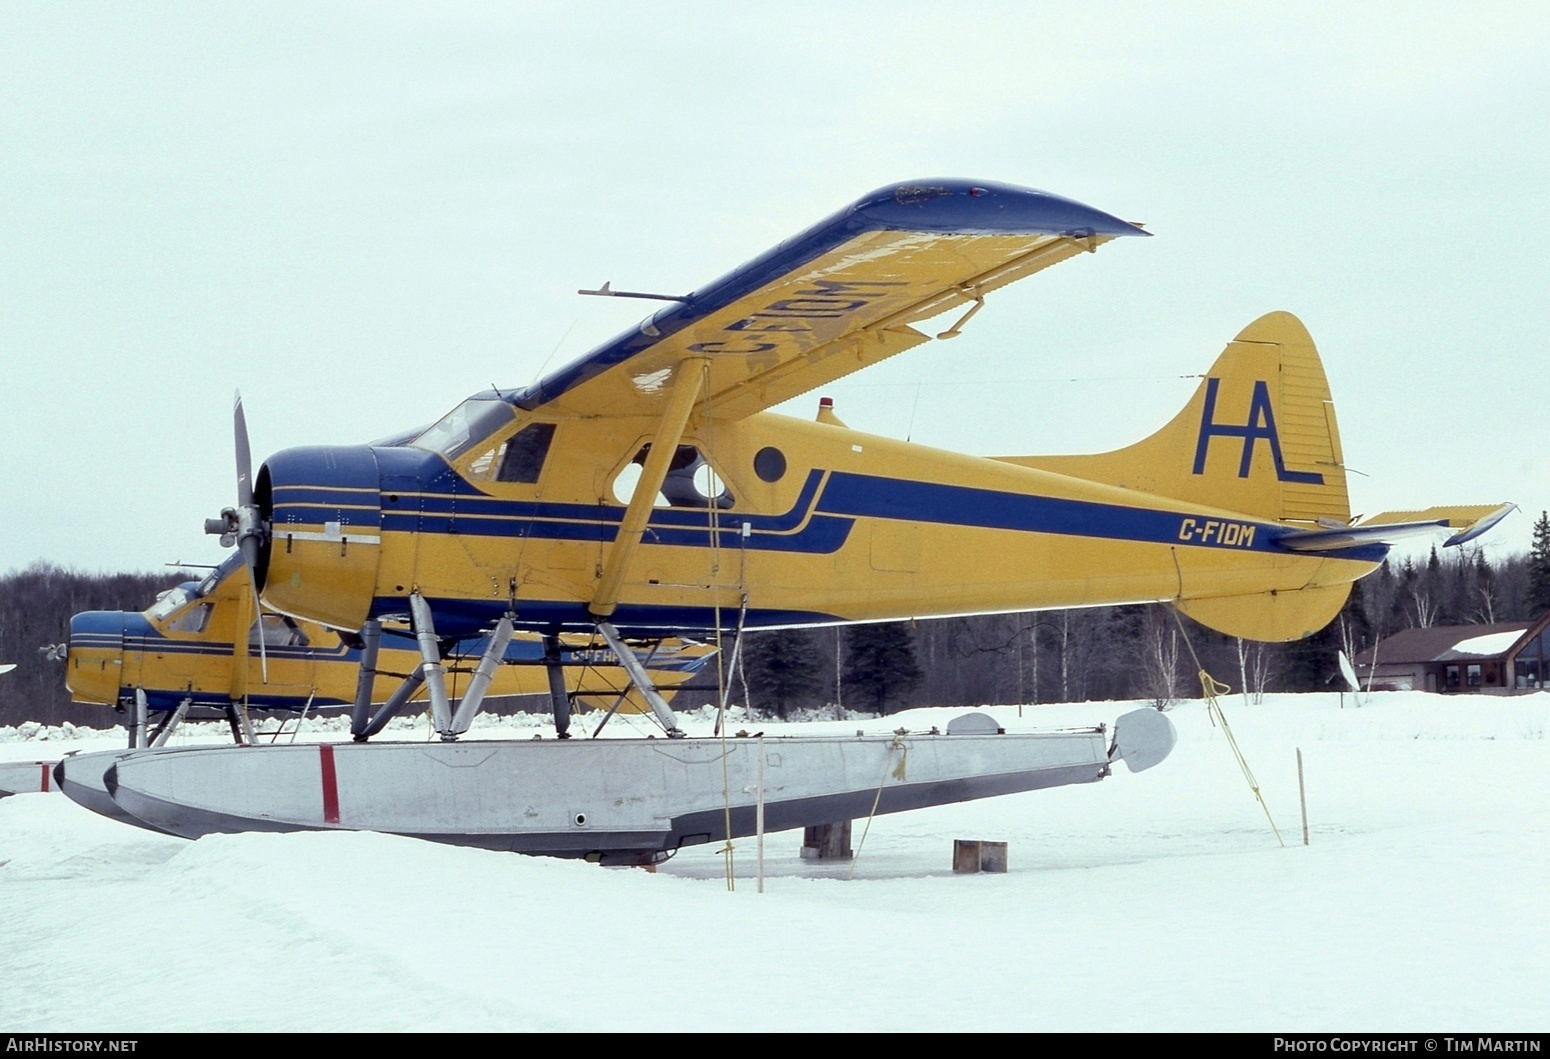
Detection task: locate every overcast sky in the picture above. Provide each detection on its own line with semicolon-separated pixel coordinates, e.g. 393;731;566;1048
2;2;1546;576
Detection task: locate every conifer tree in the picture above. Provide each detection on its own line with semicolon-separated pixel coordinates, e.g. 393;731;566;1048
841;622;923;713
1528;511;1550;618
741;629;824;718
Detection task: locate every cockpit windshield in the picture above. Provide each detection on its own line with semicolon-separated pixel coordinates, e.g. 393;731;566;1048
148;585;198;621
198;553;245;597
411;396;515;461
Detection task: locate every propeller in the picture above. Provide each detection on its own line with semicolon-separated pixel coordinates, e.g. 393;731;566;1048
204;390;269;682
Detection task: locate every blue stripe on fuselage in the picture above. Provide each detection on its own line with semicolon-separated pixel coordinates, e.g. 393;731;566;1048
348;460;1384;564
814;472;1386;562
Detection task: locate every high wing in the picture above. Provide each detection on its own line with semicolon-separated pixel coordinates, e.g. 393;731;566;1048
515;180;1148;421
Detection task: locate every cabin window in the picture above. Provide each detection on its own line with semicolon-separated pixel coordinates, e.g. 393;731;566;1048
754;446;787;483
250;614;309;648
164;602;212;634
611;445;733;509
1466;664;1482;687
469;423;557;484
412;396;515;460
1445;665;1460;688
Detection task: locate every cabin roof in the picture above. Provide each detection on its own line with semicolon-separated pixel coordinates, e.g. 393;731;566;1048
1355;621;1540;666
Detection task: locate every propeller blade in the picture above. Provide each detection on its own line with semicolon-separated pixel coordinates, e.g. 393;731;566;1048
234;390;253;509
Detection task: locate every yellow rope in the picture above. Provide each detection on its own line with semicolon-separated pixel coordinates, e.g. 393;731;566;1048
848;730;909;880
1168;606;1285;847
700;363;736;891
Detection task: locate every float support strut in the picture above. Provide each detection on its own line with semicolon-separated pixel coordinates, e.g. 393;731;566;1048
349;620;383;738
543;634;572;739
129;688;149;749
448;616;515;737
408;592;453;736
597;622;683;737
149;696;192;748
358;665;426;741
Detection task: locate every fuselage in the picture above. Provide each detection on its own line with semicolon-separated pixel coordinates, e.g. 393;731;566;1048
65;555;712;711
253;398;1384;639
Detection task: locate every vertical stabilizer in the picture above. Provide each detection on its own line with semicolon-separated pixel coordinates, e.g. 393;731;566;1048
1002;311;1350;527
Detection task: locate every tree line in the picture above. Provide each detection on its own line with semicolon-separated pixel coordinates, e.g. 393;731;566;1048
0;562;190;728
3;518;1549;727
734;526;1550;717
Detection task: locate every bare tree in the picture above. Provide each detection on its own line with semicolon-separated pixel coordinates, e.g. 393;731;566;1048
1232;635;1274;705
1139;607;1182;708
1410;585;1439;628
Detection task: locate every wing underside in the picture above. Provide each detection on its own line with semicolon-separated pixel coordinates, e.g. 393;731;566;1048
517;180;1148;421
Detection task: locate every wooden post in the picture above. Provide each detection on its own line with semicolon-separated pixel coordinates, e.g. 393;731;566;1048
953;839;1009;873
1297;747;1309;846
800;821;853;860
756;735;765;892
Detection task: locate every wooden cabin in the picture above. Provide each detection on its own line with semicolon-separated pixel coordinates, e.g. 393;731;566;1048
1353;614;1550;694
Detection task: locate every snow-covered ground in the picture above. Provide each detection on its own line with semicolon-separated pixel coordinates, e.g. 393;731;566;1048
2;691;1546;1031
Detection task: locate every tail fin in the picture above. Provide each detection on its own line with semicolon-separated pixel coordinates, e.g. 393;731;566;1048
1001;311;1350;526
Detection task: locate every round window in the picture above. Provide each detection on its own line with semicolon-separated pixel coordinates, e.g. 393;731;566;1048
753;446;787;483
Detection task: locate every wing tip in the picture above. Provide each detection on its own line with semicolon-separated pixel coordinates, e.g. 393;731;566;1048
854;179;1149;238
1444;503;1518;547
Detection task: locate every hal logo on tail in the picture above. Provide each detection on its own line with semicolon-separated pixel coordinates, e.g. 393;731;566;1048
1192;378;1324;485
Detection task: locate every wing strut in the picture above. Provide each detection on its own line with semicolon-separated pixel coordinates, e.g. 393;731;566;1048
590;356;707;619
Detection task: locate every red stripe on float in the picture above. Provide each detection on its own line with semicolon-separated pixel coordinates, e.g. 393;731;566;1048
40;763;50;793
319;744;340;824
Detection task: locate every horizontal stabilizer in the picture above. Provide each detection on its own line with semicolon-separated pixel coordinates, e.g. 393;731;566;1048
1276;503;1514;553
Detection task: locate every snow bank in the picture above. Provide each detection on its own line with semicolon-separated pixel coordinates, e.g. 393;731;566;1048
2;690;1547;1030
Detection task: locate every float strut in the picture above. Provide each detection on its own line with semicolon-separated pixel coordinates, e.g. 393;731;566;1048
129;688;149;749
448;616;515;737
348;620;382;738
408;592;453;736
542;634;573;739
149;696;192;747
358;665;426;740
596;622;683;737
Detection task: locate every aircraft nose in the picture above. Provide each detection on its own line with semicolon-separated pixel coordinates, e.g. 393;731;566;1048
258;444;384;631
65;611;126;706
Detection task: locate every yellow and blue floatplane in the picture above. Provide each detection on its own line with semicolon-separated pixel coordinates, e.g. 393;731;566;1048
92;180;1508;862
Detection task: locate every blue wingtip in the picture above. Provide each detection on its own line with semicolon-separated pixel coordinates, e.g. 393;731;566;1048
1444;503;1517;547
848;179;1150;238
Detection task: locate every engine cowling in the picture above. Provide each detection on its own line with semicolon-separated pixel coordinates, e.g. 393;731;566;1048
257;445;383;633
66;611;125;706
